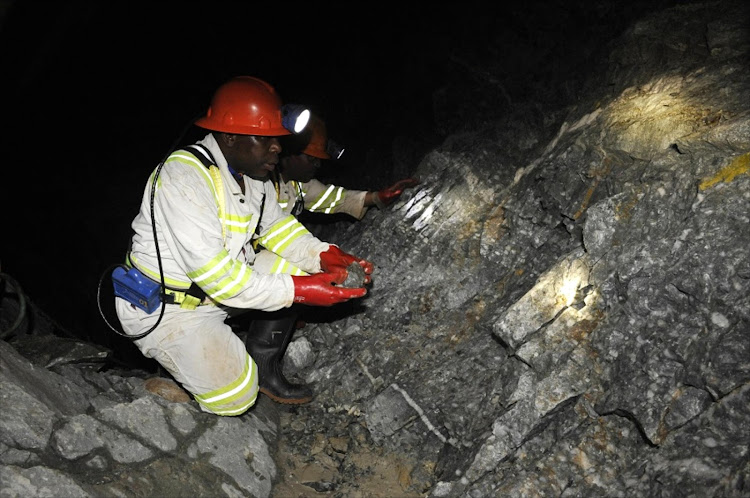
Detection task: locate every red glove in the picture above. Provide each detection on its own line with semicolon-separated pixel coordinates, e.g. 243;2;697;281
375;177;420;208
292;272;367;306
320;245;374;283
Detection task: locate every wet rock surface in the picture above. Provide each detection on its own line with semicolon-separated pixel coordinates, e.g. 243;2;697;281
2;1;749;497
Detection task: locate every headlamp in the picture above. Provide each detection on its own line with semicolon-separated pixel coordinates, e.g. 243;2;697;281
326;139;345;160
282;104;311;134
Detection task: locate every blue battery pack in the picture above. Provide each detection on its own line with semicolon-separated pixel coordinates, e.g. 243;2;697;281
112;266;161;314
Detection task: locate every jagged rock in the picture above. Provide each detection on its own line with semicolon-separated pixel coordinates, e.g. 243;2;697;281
0;337;280;496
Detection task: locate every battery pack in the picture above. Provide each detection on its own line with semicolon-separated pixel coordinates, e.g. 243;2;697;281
112;266;161;314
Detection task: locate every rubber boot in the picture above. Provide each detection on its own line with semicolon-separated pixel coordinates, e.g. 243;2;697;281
245;309;313;405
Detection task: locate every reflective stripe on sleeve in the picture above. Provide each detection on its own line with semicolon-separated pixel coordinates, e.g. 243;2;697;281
184;245;259;303
308;185;345;214
259;216;312;254
225;212;252;234
188;250;232;286
203;261;252;302
267;253;308;276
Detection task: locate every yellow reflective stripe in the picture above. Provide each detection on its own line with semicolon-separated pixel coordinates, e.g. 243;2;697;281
268;254;308;276
308;185;336;211
168;151;217;196
259;216;311;254
129;254;191;289
323;187;345;214
203;261;252;302
195;354;257;406
188;250;232;284
308;185;344;214
146;169;163;190
207;165;226;242
194;355;257;411
169;151;227;245
184;247;255;303
268;225;308;254
260;217;299;244
225;212;252;234
211;398;256;416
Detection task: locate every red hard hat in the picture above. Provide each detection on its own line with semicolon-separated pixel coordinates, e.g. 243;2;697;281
302;115;331;159
194;76;291;136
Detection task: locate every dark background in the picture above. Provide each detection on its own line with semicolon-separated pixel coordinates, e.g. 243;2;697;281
0;1;679;357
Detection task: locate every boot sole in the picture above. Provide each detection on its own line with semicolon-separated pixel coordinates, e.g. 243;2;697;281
260;387;313;405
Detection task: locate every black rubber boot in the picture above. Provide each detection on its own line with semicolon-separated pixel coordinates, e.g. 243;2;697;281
245;309;313;405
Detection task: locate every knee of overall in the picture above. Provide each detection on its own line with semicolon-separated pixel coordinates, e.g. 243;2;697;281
194;354;259;416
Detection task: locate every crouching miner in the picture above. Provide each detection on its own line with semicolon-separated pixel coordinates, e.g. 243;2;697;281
114;76;372;415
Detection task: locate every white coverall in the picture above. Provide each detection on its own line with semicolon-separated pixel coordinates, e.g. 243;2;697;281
116;134;329;416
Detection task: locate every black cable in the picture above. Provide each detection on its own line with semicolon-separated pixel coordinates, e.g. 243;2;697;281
0;272;27;340
96;115;201;340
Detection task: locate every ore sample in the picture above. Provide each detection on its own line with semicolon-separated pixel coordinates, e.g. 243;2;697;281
341;262;367;288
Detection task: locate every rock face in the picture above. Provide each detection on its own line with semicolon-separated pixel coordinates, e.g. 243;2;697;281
0;336;280;497
2;1;749;497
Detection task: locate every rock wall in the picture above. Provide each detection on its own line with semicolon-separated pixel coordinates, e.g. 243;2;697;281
308;0;750;495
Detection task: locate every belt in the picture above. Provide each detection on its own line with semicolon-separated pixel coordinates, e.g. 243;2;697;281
162;285;211;310
125;258;211;310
